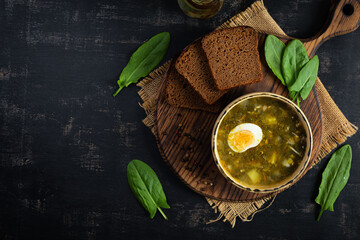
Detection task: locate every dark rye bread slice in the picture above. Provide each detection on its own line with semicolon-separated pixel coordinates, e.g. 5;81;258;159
201;26;263;90
175;40;227;105
165;61;222;113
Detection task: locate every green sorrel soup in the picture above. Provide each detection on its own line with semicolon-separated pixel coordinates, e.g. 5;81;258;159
216;97;307;187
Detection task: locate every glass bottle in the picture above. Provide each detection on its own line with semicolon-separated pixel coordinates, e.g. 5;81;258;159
177;0;224;19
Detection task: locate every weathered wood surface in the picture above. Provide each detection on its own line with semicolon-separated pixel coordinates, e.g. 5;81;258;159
0;0;359;239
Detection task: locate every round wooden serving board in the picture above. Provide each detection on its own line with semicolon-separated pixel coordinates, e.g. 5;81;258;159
155;0;360;202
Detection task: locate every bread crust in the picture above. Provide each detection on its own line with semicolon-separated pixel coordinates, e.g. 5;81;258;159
165;60;222;113
201;26;263;90
175;40;226;105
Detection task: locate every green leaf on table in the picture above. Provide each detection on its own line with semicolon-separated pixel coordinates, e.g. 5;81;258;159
281;39;309;87
315;144;352;221
264;34;286;85
288;55;319;101
113;32;170;97
264;35;319;106
299;55;319;100
127;159;170;220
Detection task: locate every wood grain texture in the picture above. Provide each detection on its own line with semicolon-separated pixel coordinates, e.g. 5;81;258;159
155;0;359;202
303;0;360;57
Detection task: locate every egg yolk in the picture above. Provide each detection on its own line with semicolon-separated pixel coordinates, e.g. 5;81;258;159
228;130;256;152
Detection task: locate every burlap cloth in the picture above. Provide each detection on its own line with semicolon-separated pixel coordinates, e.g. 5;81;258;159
137;0;358;227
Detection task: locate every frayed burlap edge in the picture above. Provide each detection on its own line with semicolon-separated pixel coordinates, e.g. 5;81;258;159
314;79;358;163
217;1;266;29
316;122;358;161
137;61;171;135
206;196;276;227
136;0;358;227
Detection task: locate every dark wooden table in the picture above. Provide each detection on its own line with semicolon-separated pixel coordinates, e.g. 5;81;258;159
0;0;359;239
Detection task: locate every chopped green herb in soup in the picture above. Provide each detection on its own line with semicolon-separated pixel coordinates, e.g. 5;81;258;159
216;97;307;187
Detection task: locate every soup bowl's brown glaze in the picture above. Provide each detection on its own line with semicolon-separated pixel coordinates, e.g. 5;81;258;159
212;92;313;193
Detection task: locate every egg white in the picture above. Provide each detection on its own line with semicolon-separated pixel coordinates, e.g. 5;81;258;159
227;123;263;153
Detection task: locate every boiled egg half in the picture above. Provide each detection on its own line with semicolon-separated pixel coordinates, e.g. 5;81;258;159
227;123;263;153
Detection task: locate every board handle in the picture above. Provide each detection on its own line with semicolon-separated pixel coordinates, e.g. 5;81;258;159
306;0;360;57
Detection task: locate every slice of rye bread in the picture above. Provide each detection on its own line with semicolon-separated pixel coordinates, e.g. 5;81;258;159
201;26;263;90
165;62;222;113
175;40;227;105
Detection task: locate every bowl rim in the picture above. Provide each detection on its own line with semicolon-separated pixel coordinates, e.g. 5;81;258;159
211;92;313;193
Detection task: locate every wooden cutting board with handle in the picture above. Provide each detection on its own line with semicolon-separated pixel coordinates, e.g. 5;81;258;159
155;0;360;202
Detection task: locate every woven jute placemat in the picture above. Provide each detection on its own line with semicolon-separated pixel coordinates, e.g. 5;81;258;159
137;0;358;227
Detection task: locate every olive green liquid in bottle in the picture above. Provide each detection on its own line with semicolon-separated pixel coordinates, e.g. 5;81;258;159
177;0;224;19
